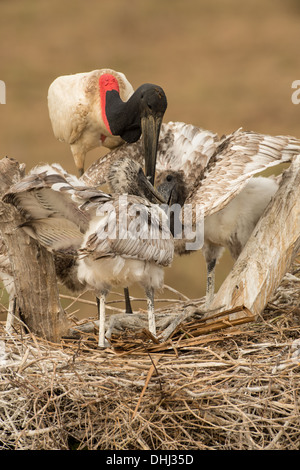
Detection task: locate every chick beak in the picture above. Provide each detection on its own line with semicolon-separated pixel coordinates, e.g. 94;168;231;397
137;169;166;204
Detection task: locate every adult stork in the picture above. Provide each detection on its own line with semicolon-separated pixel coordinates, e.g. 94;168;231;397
47;69;167;183
81;121;300;307
4;161;173;348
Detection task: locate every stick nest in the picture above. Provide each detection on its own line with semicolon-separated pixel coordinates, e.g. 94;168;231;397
0;260;299;450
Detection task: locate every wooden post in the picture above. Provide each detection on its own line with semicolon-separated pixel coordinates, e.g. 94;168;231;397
208;155;300;318
0;157;69;342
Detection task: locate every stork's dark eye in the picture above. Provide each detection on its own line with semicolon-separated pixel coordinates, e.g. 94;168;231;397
166;174;173;182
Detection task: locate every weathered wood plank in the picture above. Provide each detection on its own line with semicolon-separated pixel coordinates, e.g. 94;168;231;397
208;155;300;317
0;157;69;341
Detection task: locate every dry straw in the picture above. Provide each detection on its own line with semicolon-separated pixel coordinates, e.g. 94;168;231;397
0;259;299;450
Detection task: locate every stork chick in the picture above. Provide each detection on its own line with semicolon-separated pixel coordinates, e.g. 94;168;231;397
4;161;173;348
157;171;279;307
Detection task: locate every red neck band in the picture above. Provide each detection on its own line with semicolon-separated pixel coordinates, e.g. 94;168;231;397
99;73;120;134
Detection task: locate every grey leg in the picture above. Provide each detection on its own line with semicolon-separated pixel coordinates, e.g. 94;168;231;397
145;286;156;337
124;287;133;314
97;290;109;348
206;258;216;309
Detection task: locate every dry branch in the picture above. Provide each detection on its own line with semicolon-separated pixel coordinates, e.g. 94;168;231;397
0;259;299;450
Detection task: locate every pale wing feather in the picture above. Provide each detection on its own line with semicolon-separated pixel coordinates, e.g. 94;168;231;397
82;197;173;267
3;164;111;231
81;121;219;187
21;217;83;253
156;121;219;179
191;129;300;217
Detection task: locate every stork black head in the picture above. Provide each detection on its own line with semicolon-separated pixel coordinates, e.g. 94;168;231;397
105;83;167;186
156;171;188;206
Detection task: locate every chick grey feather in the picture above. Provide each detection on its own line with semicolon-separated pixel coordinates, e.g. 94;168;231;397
4;161;173;347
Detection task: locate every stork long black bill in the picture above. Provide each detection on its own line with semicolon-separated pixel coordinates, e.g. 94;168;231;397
141;114;164;186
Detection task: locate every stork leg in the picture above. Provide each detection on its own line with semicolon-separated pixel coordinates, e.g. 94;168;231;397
145;286;156;337
205;259;216;309
202;242;224;310
124;287;133;314
96;290;109;348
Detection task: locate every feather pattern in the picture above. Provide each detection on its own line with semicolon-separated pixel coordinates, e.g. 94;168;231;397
4;163;173;266
191;128;300;218
80;195;173;267
82;121;300;220
4;162;174;346
81;121;219;187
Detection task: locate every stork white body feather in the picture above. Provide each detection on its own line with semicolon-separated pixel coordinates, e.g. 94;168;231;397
204;176;279;256
48;69;134;173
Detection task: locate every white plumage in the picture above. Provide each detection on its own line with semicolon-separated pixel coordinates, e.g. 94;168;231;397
48;69;134;174
202;175;280;306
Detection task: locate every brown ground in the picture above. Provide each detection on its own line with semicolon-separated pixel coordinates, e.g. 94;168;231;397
1;0;300;321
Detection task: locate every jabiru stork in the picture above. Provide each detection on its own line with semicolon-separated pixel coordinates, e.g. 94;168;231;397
47;68;167;183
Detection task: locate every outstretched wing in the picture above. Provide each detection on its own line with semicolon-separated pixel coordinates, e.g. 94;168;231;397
3;163;111;252
191;129;300;217
81;121;219;188
155;121;219;181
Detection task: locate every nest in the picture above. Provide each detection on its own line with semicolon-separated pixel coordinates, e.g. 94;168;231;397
0;261;299;450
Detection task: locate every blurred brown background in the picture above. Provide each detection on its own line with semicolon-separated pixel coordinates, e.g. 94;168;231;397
1;0;300;322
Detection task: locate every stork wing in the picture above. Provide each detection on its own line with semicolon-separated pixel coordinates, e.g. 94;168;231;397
20;217;84;254
191;129;300;217
81;121;219;188
155;121;219;180
48;73;90;144
81;195;174;267
3;163;111;234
